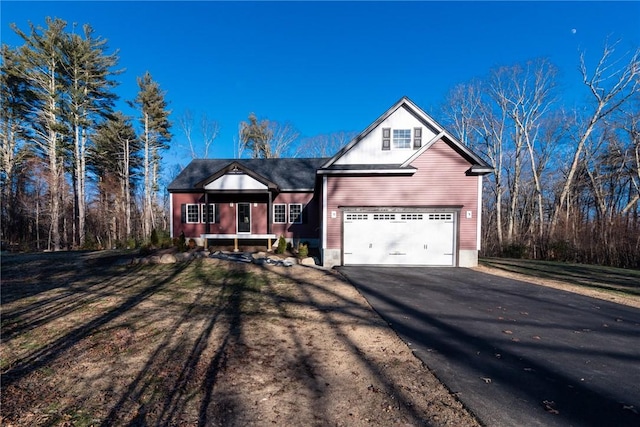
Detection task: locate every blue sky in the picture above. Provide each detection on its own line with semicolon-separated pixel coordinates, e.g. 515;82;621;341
2;1;639;170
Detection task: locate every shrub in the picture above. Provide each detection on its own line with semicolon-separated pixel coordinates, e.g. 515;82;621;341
115;237;139;249
150;229;159;246
139;243;153;256
157;230;172;248
174;231;187;252
277;235;287;254
501;244;528;259
81;235;100;250
297;243;309;258
548;240;577;262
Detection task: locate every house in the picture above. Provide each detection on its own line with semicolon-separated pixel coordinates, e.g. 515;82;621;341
168;97;493;268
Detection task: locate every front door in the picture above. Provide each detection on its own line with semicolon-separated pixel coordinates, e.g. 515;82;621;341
237;203;251;233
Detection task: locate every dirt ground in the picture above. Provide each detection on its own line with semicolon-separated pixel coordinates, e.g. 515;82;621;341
1;252;480;426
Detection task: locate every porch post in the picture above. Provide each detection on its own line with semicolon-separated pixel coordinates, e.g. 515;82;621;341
204;192;210;234
267;191;273;252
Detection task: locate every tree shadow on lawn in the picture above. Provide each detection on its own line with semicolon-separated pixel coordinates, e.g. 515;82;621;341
138;262;444;426
101;262;252;426
2;256;458;426
1;262;189;385
1;266;146;342
481;257;640;297
0;250;139;305
1;258;244;425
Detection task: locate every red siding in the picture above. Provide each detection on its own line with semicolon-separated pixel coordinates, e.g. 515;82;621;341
271;192;318;240
217;203;236;234
325;139;479;251
171;191;319;240
172;193;208;238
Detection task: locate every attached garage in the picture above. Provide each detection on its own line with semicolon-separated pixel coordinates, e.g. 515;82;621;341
342;209;457;266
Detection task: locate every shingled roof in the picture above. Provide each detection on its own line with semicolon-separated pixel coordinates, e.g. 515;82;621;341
168;158;329;192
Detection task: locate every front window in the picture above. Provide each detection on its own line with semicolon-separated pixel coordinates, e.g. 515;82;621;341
201;203;215;223
186;204;200;223
289;204;303;224
393;129;411;149
273;204;286;223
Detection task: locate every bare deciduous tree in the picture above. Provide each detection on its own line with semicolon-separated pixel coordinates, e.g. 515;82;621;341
492;59;558;242
178;109;219;160
550;41;640;237
294;131;357;158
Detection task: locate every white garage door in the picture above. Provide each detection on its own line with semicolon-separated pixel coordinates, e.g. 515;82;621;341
343;211;455;266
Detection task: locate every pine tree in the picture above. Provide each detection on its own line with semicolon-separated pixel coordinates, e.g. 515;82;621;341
240;113;273;158
61;23;119;247
91;112;140;243
0;45;32;244
129;72;171;239
239;113;299;158
11;17;68;250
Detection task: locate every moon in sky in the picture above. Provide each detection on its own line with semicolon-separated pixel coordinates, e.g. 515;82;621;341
571;28;577;34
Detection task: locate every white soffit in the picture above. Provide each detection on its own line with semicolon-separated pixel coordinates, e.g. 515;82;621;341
204;173;267;191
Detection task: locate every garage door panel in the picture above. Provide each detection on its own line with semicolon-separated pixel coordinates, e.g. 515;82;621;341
343;213;372;264
343;210;455;266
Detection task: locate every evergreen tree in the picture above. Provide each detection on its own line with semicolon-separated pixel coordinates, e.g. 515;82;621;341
91;112;140;243
0;45;32;244
240;113;273;158
61;23;119;247
11;17;68;250
129;71;171;239
239;113;299;158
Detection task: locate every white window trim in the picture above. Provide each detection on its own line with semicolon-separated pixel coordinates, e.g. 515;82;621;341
289;203;303;224
273;204;286;224
201;203;215;223
392;129;412;150
186;204;200;224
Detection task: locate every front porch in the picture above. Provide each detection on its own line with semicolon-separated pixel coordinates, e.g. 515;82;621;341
201;233;277;252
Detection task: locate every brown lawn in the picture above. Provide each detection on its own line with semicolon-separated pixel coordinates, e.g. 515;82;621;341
1;251;478;426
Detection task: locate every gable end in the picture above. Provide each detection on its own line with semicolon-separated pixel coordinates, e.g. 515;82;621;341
195;161;278;190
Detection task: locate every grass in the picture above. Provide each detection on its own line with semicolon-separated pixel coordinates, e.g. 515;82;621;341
45;405;96;427
480;257;640;297
1;251;284;425
0;250;487;426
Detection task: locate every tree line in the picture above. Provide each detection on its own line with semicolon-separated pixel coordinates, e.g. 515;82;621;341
0;17;352;252
1;17;171;251
442;43;640;267
2;17;638;269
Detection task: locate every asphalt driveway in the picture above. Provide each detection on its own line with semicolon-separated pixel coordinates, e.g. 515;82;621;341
338;267;640;427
